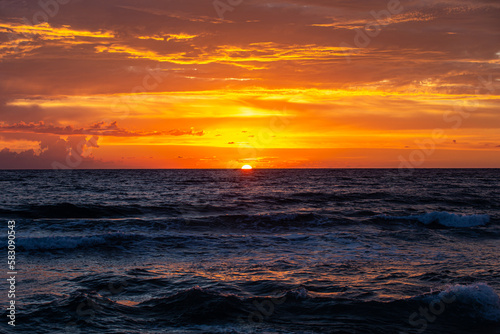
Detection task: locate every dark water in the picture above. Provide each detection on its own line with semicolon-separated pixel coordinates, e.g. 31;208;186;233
0;169;499;333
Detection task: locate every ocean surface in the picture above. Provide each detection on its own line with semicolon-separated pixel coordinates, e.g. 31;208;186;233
1;169;499;333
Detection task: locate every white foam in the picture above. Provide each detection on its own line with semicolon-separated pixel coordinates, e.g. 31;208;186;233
379;212;490;227
433;283;500;322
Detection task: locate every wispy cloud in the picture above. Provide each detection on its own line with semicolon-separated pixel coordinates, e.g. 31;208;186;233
0;121;204;137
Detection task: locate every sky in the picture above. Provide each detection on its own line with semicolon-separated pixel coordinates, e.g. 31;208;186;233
0;0;499;169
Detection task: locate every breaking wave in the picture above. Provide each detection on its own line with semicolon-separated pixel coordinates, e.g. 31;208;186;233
377;212;491;227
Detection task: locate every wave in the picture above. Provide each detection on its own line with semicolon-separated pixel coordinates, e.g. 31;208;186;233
0;203;183;219
183;212;328;229
12;226;317;252
377;212;491;227
1;202;244;219
422;283;500;322
15;233;140;251
12;283;499;333
290;191;392;202
11;211;497;241
13;232;219;252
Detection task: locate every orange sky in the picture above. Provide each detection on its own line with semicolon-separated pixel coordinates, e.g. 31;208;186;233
0;0;499;168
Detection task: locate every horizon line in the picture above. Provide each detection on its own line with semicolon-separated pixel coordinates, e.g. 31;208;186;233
1;167;499;171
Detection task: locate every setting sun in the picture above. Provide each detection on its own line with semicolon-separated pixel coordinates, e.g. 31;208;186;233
241;165;253;170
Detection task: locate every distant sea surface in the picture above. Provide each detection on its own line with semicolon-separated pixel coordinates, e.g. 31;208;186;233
1;169;499;333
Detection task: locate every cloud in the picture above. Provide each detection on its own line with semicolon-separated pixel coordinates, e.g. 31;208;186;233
0;120;206;169
1;0;499;99
167;128;204;136
0;121;204;137
0;135;108;169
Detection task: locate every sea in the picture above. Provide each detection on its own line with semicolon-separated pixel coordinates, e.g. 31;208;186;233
0;169;499;333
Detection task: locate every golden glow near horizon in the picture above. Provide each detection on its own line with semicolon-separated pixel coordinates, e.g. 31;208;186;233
0;1;499;168
241;165;253;170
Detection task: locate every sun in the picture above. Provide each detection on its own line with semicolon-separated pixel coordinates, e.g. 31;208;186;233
241;165;253;170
